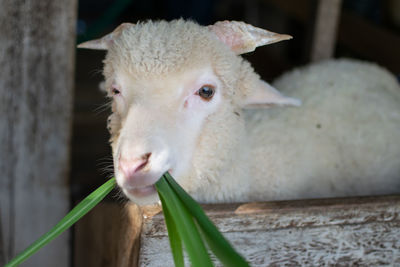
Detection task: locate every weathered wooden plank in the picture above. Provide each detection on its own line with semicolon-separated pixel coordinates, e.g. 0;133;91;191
141;222;400;266
140;196;400;266
0;0;77;266
310;0;342;61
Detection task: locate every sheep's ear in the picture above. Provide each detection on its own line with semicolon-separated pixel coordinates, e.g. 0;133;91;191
242;80;301;108
77;23;134;50
208;21;292;54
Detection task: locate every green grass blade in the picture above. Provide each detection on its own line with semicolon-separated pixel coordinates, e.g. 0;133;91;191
158;192;184;267
5;177;117;267
164;173;250;267
156;176;213;267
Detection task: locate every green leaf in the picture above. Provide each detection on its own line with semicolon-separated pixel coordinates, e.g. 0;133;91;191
156;176;213;267
158;192;184;267
5;178;117;267
164;172;250;267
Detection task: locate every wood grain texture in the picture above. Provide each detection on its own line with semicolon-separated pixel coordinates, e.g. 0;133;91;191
0;0;77;265
140;196;400;266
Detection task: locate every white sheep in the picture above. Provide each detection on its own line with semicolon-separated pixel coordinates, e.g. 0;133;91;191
78;19;400;205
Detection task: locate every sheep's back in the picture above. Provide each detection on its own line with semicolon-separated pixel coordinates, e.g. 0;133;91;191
244;59;400;201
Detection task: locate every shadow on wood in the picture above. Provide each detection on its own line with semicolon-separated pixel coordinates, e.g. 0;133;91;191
74;202;142;267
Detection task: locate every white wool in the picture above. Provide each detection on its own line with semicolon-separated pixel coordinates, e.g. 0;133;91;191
189;59;400;203
243;59;400;201
80;20;400;204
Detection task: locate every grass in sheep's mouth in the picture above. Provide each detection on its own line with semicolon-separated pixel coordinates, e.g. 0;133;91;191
5;173;249;267
156;172;249;267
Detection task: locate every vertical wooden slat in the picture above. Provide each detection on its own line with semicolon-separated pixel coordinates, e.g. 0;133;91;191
0;0;77;266
310;0;342;61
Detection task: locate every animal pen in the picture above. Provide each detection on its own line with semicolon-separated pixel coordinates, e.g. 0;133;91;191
1;0;400;266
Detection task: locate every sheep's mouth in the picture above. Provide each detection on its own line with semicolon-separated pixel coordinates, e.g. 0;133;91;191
126;184;157;198
121;169;174;199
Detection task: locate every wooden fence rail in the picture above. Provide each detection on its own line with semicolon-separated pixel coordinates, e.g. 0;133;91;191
75;195;400;266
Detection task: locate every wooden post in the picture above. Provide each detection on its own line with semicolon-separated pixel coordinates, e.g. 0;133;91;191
0;0;77;266
310;0;342;61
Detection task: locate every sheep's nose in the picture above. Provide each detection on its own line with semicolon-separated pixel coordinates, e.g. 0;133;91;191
119;153;151;179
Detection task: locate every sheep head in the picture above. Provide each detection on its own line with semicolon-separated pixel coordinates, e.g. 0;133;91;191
79;20;299;205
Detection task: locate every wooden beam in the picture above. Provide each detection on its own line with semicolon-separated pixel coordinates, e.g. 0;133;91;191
310;0;342;61
141;195;400;266
0;0;77;265
72;196;400;265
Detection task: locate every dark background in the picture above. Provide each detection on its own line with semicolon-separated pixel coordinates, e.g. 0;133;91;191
72;0;400;204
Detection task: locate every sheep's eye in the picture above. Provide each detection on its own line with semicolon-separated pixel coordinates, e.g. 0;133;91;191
111;88;120;95
197;85;215;100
